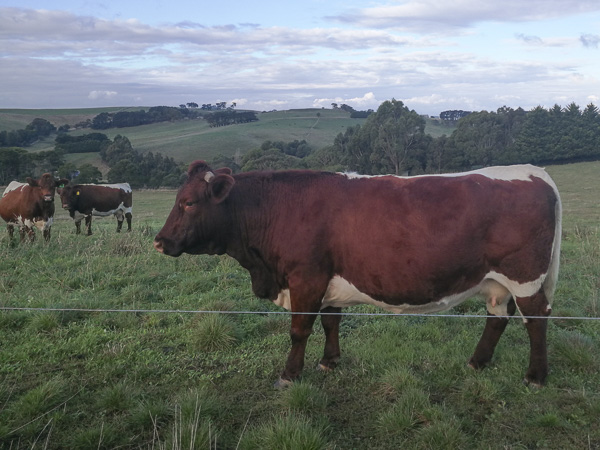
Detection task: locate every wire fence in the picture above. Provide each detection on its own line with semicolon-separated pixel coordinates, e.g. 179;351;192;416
1;305;598;321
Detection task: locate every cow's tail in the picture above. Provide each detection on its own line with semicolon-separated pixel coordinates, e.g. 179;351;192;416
543;176;562;306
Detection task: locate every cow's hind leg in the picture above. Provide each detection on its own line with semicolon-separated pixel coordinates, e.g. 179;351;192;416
516;291;551;387
469;297;516;370
85;215;93;235
115;211;124;232
318;306;342;371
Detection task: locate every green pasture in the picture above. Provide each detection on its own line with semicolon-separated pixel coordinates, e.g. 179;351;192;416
0;161;598;449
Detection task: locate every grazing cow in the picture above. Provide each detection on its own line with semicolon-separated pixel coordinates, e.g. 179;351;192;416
0;173;67;241
58;183;133;235
154;161;562;388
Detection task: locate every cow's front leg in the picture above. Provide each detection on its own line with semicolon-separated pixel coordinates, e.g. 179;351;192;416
276;311;318;388
75;220;82;234
7;224;15;239
125;212;132;231
469;297;516;370
318;306;342;371
516;291;551;387
43;227;51;242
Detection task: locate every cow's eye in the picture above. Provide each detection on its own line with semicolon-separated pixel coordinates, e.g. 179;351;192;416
184;201;195;209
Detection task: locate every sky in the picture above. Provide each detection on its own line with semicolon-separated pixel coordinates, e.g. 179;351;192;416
0;1;599;116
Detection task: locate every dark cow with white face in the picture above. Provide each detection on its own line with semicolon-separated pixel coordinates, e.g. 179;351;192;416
0;173;67;241
58;183;133;235
154;161;562;387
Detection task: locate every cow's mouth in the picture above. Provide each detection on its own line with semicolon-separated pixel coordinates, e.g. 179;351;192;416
44;195;54;202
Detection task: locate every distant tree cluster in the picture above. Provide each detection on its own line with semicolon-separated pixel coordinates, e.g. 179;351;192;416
331;103;373;118
0;118;56;147
90;106;202;130
321;101;600;175
0;147;63;185
226;140;314;172
100;135;183;188
205;110;258;128
54;133;111;154
440;110;472;122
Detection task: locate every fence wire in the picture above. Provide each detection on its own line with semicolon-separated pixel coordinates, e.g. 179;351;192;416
0;306;598;321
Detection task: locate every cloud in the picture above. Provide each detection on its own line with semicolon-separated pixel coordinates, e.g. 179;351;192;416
515;34;544;45
331;0;600;33
580;33;600;48
88;90;118;100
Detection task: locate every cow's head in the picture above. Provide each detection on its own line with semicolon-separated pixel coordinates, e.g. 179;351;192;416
26;174;68;202
57;184;81;210
154;160;234;257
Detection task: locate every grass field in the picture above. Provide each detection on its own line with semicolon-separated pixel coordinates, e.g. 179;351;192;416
0;161;598;449
1;107;456;166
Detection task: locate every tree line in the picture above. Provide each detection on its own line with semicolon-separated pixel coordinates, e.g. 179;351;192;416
219;100;600;176
2;100;600;187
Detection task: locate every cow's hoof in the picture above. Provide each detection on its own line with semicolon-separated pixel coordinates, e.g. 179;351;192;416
523;377;544;389
274;377;294;389
317;363;334;372
467;357;489;370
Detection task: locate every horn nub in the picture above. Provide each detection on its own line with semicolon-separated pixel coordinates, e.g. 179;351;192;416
204;172;215;182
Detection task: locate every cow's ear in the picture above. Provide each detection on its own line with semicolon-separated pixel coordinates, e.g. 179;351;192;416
216;167;233;176
57;178;70;188
26;177;38;187
208;174;235;204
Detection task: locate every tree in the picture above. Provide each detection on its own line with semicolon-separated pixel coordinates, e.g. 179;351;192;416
347;99;426;175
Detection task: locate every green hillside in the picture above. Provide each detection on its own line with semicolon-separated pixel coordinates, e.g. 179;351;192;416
0;107;455;166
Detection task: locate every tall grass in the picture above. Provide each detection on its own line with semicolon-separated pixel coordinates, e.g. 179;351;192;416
0;162;599;448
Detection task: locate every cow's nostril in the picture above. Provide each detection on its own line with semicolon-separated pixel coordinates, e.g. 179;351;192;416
153;239;163;253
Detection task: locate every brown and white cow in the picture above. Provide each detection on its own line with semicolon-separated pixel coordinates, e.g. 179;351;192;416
0;173;67;241
58;183;133;235
154;161;562;387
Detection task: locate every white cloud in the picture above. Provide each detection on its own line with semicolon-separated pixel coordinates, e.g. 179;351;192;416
332;0;600;33
88;90;118;100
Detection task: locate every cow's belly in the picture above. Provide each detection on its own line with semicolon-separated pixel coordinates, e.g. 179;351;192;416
74;203;130;219
273;272;547;317
11;215;52;231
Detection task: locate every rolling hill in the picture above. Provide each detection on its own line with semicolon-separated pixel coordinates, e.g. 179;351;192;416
0;107;455;167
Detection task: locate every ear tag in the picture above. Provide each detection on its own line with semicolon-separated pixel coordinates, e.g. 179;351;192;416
76;191;80;196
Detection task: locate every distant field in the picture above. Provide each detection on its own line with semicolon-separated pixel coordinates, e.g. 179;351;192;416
1;107;456;165
0;161;598;449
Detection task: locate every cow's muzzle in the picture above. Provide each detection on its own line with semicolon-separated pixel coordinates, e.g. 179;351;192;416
44;195;54;202
153;239;164;254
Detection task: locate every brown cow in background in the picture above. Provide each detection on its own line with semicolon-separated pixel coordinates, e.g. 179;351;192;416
0;173;67;241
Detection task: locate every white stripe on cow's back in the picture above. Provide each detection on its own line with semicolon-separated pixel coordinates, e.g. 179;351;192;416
342;164;551;183
78;183;132;193
273;272;547;317
2;181;27;197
